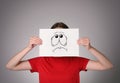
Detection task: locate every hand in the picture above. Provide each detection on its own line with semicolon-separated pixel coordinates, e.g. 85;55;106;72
77;37;92;50
27;36;42;49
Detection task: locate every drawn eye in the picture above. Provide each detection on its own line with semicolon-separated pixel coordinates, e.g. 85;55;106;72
51;34;59;46
59;34;63;38
55;34;58;38
60;34;67;46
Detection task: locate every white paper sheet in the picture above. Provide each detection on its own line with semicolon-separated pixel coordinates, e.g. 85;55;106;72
39;29;79;57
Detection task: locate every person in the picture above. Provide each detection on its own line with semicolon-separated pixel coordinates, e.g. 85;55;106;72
6;22;113;83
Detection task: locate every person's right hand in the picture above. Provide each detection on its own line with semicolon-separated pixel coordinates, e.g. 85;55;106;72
27;36;42;49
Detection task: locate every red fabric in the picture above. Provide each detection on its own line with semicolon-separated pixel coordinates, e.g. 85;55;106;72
28;57;89;83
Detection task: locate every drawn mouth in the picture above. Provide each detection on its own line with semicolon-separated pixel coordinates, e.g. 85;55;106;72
52;47;67;52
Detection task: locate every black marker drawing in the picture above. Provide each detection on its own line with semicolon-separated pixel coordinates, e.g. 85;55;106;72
51;32;67;52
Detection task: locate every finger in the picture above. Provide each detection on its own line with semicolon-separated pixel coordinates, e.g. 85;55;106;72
32;40;42;45
30;37;40;41
77;39;82;45
35;39;42;44
31;36;39;38
31;37;42;42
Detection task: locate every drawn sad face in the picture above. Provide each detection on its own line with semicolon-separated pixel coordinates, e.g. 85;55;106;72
51;32;67;52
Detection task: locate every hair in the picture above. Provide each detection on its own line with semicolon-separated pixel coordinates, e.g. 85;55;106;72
51;22;69;29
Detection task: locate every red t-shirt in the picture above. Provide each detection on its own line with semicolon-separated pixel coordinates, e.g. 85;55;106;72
28;57;89;83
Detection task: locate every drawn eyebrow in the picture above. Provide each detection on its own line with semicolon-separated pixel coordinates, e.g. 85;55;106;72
54;32;64;34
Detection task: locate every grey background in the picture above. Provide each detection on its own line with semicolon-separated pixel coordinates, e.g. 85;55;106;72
0;0;120;83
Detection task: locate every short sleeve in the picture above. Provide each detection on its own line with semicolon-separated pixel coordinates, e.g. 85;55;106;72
28;57;41;73
77;57;90;71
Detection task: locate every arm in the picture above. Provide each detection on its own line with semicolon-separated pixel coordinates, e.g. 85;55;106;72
78;37;113;70
6;36;42;71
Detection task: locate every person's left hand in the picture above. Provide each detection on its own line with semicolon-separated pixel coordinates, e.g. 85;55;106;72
77;37;92;50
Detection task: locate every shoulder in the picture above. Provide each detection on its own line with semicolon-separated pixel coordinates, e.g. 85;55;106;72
28;57;46;63
71;57;90;64
72;57;89;60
